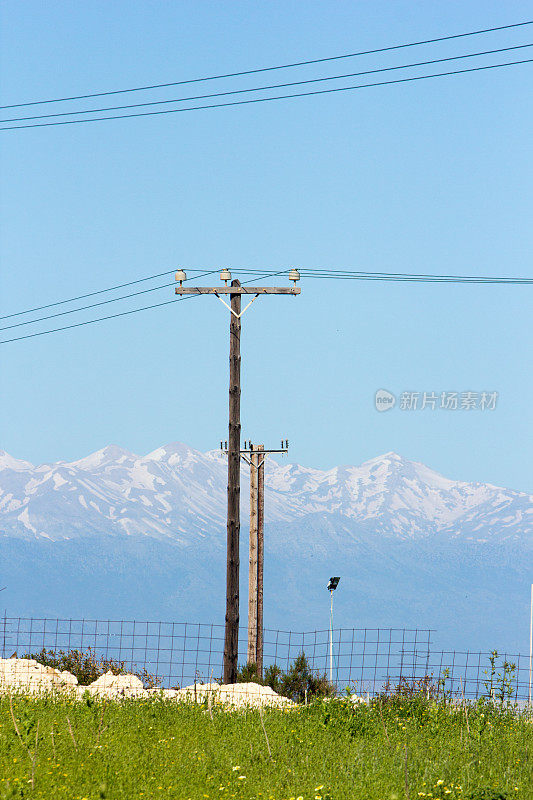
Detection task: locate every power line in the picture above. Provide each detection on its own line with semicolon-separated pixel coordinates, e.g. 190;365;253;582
1;269;531;345
1;20;531;110
301;274;533;283
0;267;289;331
2;58;531;131
0;271;289;345
0;269;214;321
0;280;174;332
238;268;533;283
3;43;531;124
0;294;199;345
0;269;218;331
2;266;531;327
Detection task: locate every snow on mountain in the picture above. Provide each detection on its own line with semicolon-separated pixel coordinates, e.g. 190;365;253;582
0;444;531;544
0;450;34;472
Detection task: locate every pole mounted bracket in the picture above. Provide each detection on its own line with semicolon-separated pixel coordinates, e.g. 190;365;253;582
214;292;260;318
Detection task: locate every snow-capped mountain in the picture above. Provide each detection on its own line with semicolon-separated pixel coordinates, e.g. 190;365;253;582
0;444;531;652
0;444;530;543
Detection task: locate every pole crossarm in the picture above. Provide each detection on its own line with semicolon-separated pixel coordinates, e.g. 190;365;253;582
175;287;300;295
220;448;289;455
220;447;288;468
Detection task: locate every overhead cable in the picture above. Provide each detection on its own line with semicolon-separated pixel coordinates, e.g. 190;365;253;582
0;271;289;345
2;58;531;131
0;269;214;321
1;19;531;110
2;268;531;345
2;42;531;124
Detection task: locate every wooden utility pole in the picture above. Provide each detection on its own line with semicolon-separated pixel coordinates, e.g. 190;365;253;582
224;440;288;678
176;269;300;684
246;443;266;676
247;447;259;666
256;444;265;677
225;280;241;683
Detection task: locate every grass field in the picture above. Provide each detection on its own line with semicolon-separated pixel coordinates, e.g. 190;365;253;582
0;693;531;800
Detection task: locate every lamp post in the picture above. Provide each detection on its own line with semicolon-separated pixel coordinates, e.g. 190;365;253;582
528;583;533;714
327;577;340;684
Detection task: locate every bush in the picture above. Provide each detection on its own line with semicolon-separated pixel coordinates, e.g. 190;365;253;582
23;646;161;689
235;661;263;684
279;652;336;703
236;653;336;702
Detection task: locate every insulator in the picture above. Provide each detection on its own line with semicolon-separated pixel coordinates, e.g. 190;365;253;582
289;268;300;284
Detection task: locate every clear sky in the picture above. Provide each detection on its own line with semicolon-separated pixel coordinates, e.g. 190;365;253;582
1;1;532;492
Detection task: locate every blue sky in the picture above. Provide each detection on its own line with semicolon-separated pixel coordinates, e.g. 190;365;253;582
1;1;532;492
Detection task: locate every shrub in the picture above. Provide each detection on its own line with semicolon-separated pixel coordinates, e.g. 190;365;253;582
236;653;335;702
235;661;263;683
23;646;161;689
279;652;336;703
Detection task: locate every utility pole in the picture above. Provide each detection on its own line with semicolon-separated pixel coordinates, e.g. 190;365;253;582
248;445;259;668
226;281;241;684
176;268;301;684
222;439;288;678
256;445;265;677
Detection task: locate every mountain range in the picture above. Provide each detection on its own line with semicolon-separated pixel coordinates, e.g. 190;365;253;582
1;443;531;652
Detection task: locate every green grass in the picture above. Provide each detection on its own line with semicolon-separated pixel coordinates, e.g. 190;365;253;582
0;694;531;800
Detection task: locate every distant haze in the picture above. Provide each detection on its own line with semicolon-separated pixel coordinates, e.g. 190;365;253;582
0;444;531;653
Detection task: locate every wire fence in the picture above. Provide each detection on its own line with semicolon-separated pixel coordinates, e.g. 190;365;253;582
1;616;530;702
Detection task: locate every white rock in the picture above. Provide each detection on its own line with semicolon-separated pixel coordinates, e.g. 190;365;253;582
216;682;294;709
0;658;294;707
146;687;182;699
86;670;146;699
0;657;78;694
165;680;293;708
173;682;220;702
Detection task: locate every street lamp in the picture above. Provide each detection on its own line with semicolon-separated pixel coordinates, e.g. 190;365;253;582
327;576;340;684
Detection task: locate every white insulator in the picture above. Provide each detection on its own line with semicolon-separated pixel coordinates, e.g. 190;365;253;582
289;268;300;284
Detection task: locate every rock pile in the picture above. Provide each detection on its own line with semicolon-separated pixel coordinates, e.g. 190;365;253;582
84;671;146;699
0;658;295;707
217;682;294;709
150;681;295;708
0;657;78;693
